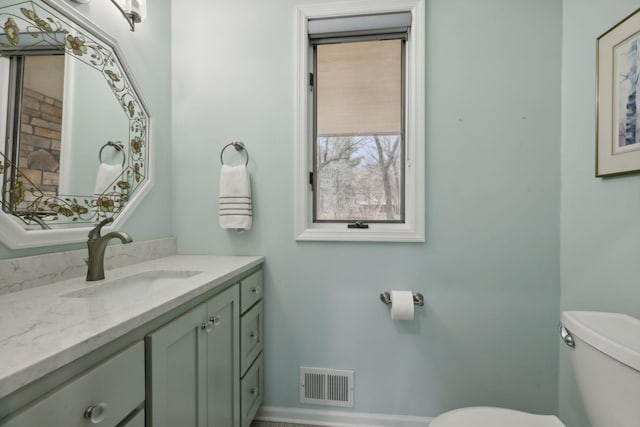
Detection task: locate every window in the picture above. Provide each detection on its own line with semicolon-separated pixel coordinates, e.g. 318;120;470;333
314;39;404;223
295;0;425;242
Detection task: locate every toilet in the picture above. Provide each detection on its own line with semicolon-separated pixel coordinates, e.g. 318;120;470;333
430;406;563;427
430;310;640;427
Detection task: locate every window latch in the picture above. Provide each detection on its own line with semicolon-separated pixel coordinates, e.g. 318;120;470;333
347;221;369;229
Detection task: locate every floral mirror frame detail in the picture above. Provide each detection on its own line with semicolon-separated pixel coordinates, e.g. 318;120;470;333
0;0;152;249
596;7;640;177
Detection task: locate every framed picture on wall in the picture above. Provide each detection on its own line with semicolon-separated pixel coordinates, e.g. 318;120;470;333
597;8;640;177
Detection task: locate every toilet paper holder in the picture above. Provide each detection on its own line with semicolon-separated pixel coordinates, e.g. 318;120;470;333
379;291;424;307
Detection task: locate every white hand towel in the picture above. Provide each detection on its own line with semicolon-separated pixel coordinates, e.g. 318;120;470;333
219;164;252;231
94;163;123;195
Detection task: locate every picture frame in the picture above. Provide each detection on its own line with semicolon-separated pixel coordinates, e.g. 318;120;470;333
596;8;640;177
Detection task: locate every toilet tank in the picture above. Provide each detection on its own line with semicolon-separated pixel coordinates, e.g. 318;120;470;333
560;311;640;427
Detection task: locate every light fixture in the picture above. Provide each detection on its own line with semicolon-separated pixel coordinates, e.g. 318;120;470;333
69;0;146;32
110;0;146;32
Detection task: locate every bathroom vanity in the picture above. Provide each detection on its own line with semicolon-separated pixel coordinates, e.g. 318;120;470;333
0;255;264;427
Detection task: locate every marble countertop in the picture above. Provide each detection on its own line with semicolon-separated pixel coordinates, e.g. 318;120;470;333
0;255;264;399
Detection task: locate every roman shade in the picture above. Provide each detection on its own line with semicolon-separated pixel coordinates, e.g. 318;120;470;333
315;39;403;136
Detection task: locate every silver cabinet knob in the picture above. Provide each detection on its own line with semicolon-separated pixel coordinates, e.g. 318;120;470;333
210;316;221;326
249;387;259;396
250;287;260;295
249;331;258;340
201;321;213;332
84;402;107;424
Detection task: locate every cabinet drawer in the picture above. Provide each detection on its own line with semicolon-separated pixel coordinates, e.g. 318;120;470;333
240;301;263;376
239;269;263;314
241;353;263;427
1;342;144;427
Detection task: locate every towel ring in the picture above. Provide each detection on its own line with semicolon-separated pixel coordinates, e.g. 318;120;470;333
99;141;126;167
220;141;249;166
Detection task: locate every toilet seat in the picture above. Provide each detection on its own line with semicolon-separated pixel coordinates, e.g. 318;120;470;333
430;407;565;427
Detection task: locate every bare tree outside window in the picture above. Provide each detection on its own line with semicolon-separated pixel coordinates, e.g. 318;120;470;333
316;135;402;221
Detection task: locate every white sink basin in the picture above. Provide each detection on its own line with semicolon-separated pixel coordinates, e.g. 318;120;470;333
561;311;640;371
62;270;203;300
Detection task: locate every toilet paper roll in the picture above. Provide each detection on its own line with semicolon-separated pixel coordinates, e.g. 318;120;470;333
390;290;414;320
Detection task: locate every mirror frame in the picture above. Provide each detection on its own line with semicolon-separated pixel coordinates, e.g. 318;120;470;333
0;0;153;249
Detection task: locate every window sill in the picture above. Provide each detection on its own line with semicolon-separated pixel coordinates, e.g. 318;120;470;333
295;223;424;243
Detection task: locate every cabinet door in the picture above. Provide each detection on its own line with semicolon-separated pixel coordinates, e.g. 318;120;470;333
0;343;144;427
146;304;208;427
206;285;240;427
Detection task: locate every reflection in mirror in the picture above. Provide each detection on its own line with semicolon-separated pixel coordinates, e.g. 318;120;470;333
1;52;65;228
0;0;149;233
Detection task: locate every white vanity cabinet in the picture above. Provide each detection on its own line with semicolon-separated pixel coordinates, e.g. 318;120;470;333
0;342;144;427
146;284;241;427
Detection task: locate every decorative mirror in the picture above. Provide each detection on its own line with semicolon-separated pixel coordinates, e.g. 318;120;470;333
0;0;151;248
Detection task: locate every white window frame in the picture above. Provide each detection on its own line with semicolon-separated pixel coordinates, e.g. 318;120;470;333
294;0;425;242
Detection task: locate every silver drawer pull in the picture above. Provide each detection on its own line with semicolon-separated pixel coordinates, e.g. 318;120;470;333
250;287;260;295
249;387;259;396
84;402;107;424
210;316;221;326
201;321;213;332
249;331;258;339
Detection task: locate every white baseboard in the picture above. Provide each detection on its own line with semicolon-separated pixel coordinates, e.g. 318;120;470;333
255;406;432;427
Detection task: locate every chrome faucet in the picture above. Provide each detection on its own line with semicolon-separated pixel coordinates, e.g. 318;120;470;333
86;217;133;281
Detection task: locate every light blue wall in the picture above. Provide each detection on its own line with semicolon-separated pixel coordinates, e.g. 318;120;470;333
559;0;640;426
62;58;129;196
173;0;562;417
0;0;173;259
